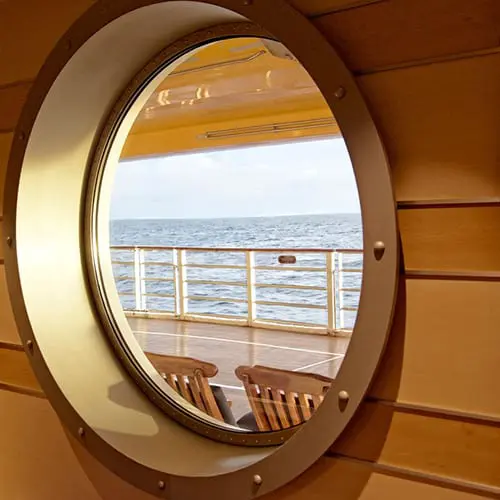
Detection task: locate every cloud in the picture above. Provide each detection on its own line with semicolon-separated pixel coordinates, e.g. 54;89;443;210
111;138;360;219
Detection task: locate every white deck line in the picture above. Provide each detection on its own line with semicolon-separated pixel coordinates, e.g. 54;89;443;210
293;356;339;372
133;329;347;357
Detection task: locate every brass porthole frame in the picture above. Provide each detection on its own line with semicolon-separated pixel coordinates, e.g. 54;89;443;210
3;1;399;499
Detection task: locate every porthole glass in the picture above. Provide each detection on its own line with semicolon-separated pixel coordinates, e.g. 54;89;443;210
93;36;363;441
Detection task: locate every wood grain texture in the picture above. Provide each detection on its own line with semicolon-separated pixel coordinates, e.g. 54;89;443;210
0;267;21;344
288;0;384;17
371;279;500;417
314;0;500;72
399;207;500;271
0;0;92;85
358;54;500;201
333;402;500;489
265;456;490;500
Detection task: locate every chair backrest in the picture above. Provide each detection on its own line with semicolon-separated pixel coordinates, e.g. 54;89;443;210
145;352;224;421
235;365;333;431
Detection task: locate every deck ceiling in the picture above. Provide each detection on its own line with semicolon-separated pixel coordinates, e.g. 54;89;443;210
121;37;339;160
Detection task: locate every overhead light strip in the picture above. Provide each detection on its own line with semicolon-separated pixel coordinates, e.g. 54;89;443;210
202;117;338;140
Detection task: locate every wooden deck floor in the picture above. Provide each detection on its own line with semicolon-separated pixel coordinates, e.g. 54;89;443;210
129;317;350;420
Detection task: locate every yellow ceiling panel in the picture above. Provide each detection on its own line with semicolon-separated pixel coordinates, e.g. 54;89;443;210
123;37;336;159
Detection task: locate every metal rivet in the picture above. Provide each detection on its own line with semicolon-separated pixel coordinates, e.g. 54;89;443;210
243;0;253;5
158;480;165;490
6;236;12;247
78;427;85;438
374;241;385;260
338;390;350;402
334;86;346;100
253;474;263;486
18;132;25;141
26;340;33;353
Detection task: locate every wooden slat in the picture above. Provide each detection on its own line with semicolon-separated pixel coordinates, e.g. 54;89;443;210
265;455;490;500
271;388;290;428
0;0;93;85
197;376;224;421
371;279;500;416
357;54;500;201
0;267;21;344
0;82;31;132
176;376;194;405
288;0;383;17
246;384;270;431
298;393;312;420
260;386;281;430
285;392;302;426
164;373;176;390
187;375;207;413
332;402;500;489
0;344;41;394
314;0;500;72
399;207;500;271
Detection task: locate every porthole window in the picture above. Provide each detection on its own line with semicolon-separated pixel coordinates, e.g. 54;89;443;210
97;35;363;443
5;2;398;498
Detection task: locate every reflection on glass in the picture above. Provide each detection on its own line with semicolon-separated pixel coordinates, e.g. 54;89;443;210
108;37;362;434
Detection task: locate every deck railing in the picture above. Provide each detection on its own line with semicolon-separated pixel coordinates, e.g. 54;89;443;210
110;246;363;335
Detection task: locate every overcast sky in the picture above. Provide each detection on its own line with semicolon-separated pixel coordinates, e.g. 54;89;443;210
110;138;360;219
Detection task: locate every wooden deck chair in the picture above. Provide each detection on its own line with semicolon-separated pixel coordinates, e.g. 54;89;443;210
145;352;234;424
235;365;333;431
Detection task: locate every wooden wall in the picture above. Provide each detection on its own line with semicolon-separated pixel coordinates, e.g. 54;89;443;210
1;0;499;499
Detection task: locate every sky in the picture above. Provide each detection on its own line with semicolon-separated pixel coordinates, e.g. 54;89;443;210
110;138;360;219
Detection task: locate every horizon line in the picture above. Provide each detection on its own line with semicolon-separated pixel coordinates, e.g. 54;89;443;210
110;212;361;221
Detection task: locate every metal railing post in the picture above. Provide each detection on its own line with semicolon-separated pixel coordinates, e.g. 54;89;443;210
246;250;256;326
326;250;337;334
173;249;188;319
338;251;345;330
140;249;147;310
134;247;146;311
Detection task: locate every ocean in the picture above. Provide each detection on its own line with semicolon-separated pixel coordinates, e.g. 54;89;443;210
110;213;363;329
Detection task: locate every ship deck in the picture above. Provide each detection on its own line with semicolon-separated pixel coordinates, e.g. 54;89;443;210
129;317;350;420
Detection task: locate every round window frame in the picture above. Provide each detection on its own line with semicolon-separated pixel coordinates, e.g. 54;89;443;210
3;1;399;498
88;23;362;447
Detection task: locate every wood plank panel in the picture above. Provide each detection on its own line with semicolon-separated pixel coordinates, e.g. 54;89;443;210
357;54;500;201
399;207;500;271
314;0;500;72
266;456;489;500
0;345;41;394
288;0;383;17
0;133;13;210
0;82;30;132
0;267;22;344
0;0;92;85
371;279;500;416
0;390;101;500
333;402;500;489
